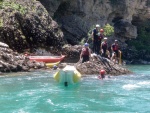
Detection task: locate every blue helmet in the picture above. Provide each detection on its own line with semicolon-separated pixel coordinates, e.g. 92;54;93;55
84;43;89;46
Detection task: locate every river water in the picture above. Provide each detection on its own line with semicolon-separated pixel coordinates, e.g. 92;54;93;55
0;65;150;113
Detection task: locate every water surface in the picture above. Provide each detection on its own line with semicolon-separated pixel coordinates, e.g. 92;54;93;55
0;65;150;113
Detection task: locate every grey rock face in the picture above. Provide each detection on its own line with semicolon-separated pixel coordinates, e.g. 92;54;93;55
0;0;64;52
39;0;149;44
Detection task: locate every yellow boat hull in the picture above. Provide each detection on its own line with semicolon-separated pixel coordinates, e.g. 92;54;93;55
54;65;81;85
46;61;60;68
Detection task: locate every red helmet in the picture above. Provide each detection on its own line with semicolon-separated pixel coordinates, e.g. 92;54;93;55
100;69;105;75
100;29;104;32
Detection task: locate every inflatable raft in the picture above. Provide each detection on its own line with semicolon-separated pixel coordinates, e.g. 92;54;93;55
46;61;60;68
54;65;81;86
29;55;65;63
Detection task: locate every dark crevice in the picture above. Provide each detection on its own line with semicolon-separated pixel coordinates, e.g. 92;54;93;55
112;16;123;23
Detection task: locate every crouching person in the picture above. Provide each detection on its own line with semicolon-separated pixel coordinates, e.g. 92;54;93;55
80;43;91;63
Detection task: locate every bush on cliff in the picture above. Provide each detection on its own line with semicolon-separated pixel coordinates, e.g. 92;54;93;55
103;24;114;36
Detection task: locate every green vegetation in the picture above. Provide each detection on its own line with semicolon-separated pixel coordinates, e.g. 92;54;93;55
128;21;150;53
87;24;114;39
103;24;114;36
79;24;114;47
0;1;27;15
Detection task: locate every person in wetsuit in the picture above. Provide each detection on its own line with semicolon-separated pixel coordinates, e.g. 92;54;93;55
111;40;119;63
80;43;91;63
92;24;100;54
101;37;108;58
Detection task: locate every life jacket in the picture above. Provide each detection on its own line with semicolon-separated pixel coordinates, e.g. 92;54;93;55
112;43;119;51
98;34;104;41
82;48;89;56
102;42;107;50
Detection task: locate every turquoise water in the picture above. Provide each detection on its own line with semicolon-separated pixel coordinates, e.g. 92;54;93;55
0;65;150;113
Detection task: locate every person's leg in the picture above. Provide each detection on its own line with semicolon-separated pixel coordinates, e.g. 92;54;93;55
103;49;106;57
111;52;116;62
97;41;101;55
101;50;104;57
101;49;106;57
117;50;119;64
82;56;85;63
85;56;89;62
115;50;119;64
93;41;96;53
96;41;100;54
82;55;89;63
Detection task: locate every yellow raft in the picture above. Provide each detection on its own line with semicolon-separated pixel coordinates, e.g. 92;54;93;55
54;65;81;86
46;61;60;68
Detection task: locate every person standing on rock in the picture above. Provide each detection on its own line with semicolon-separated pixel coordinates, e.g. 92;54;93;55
101;37;109;58
98;28;104;53
80;43;91;63
111;40;120;64
92;24;100;54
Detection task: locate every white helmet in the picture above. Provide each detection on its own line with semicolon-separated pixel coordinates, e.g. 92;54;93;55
96;24;100;27
104;37;107;40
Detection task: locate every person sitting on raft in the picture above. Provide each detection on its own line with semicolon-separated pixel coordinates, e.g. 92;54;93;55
80;43;91;63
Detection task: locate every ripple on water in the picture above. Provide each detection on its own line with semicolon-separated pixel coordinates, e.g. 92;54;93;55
0;65;150;113
122;84;140;90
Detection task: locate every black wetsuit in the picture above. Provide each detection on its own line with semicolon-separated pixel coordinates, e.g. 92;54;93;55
101;41;107;58
93;29;100;54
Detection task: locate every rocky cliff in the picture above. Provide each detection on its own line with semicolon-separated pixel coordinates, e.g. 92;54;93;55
39;0;149;42
0;0;150;63
39;0;150;62
0;0;64;53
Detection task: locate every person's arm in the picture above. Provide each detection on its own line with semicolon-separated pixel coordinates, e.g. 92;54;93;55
89;48;91;57
107;50;110;59
92;30;94;41
101;42;103;53
111;54;114;61
111;44;113;51
88;48;92;61
80;50;83;60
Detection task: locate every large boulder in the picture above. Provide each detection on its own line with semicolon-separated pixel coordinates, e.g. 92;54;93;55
62;44;82;63
58;55;131;76
0;0;64;52
114;19;137;39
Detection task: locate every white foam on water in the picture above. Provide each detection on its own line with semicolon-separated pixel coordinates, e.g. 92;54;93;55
122;84;140;90
137;81;150;85
47;99;55;105
13;109;29;113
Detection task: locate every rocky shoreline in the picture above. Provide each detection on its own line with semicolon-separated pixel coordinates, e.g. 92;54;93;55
0;42;131;76
0;42;46;73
